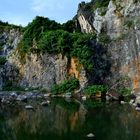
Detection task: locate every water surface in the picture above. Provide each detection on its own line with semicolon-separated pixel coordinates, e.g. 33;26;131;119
0;98;140;140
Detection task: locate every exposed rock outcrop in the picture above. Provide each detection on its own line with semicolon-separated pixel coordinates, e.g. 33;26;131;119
76;0;140;89
0;28;22;89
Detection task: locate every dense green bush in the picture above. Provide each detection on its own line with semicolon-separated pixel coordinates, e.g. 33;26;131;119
17;16;110;84
38;30;72;55
98;33;111;44
71;33;96;70
17;16;97;70
124;19;134;29
38;30;96;70
51;78;79;94
91;0;110;8
84;85;108;96
2;80;25;91
0;20;23;31
62;20;78;33
0;57;7;65
52;98;80;112
118;87;131;96
80;0;110;13
18;16;62;55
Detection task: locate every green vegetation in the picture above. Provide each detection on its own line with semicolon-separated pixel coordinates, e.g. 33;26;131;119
81;0;110;13
118;87;131;96
124;19;134;29
15;16;111;87
84;99;105;109
0;42;5;47
38;30;96;70
84;85;108;96
17;16;110;85
52;98;80;112
22;16;61;48
3;85;25;91
0;20;23;32
38;30;72;55
17;16;97;70
2;79;24;91
98;33;111;44
93;0;110;8
62;20;79;33
0;56;6;65
51;78;79;94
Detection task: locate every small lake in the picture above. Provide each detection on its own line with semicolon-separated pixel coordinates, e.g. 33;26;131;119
0;98;140;140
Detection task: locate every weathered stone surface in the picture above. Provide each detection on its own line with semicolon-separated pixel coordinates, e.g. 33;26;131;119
76;0;140;89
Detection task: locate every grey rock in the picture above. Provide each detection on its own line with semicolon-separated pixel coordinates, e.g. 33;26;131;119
120;101;126;105
10;92;17;97
76;0;140;89
129;99;135;105
136;107;140;111
65;92;72;98
82;96;86;101
25;105;34;110
87;133;95;138
44;93;51;98
41;101;50;106
16;95;27;102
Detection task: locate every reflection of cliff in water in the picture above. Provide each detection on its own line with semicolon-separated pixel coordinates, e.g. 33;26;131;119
0;99;87;140
1;99;140;140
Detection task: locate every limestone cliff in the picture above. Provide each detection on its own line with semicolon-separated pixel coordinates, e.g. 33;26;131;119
1;0;140;91
76;0;140;89
0;28;21;89
0;28;87;90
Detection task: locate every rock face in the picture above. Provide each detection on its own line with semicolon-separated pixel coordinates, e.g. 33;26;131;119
0;28;87;90
0;28;21;89
11;53;87;90
76;0;140;89
2;0;140;91
0;28;21;56
9;52;68;89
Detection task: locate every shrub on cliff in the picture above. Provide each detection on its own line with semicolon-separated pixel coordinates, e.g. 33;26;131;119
38;30;72;55
0;56;6;65
51;78;79;94
18;16;62;55
84;85;108;96
38;30;96;70
118;87;131;96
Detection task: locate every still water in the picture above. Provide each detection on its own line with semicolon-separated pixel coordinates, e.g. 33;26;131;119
0;98;140;140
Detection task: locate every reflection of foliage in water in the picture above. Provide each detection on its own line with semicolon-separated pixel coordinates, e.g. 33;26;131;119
52;98;80;112
83;99;105;109
1;99;140;140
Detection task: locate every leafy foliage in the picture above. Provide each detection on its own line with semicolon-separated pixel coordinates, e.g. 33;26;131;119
17;16;111;84
84;99;105;109
52;98;80;112
118;87;131;96
0;20;23;32
91;0;110;8
38;30;72;55
18;16;62;56
84;85;108;96
0;56;7;65
38;30;96;70
51;78;79;94
98;33;111;44
81;0;110;13
62;20;78;33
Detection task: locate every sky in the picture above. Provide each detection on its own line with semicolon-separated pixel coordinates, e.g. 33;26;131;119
0;0;91;26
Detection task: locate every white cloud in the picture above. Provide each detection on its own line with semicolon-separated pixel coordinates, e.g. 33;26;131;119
31;0;59;13
31;0;91;14
31;0;47;13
